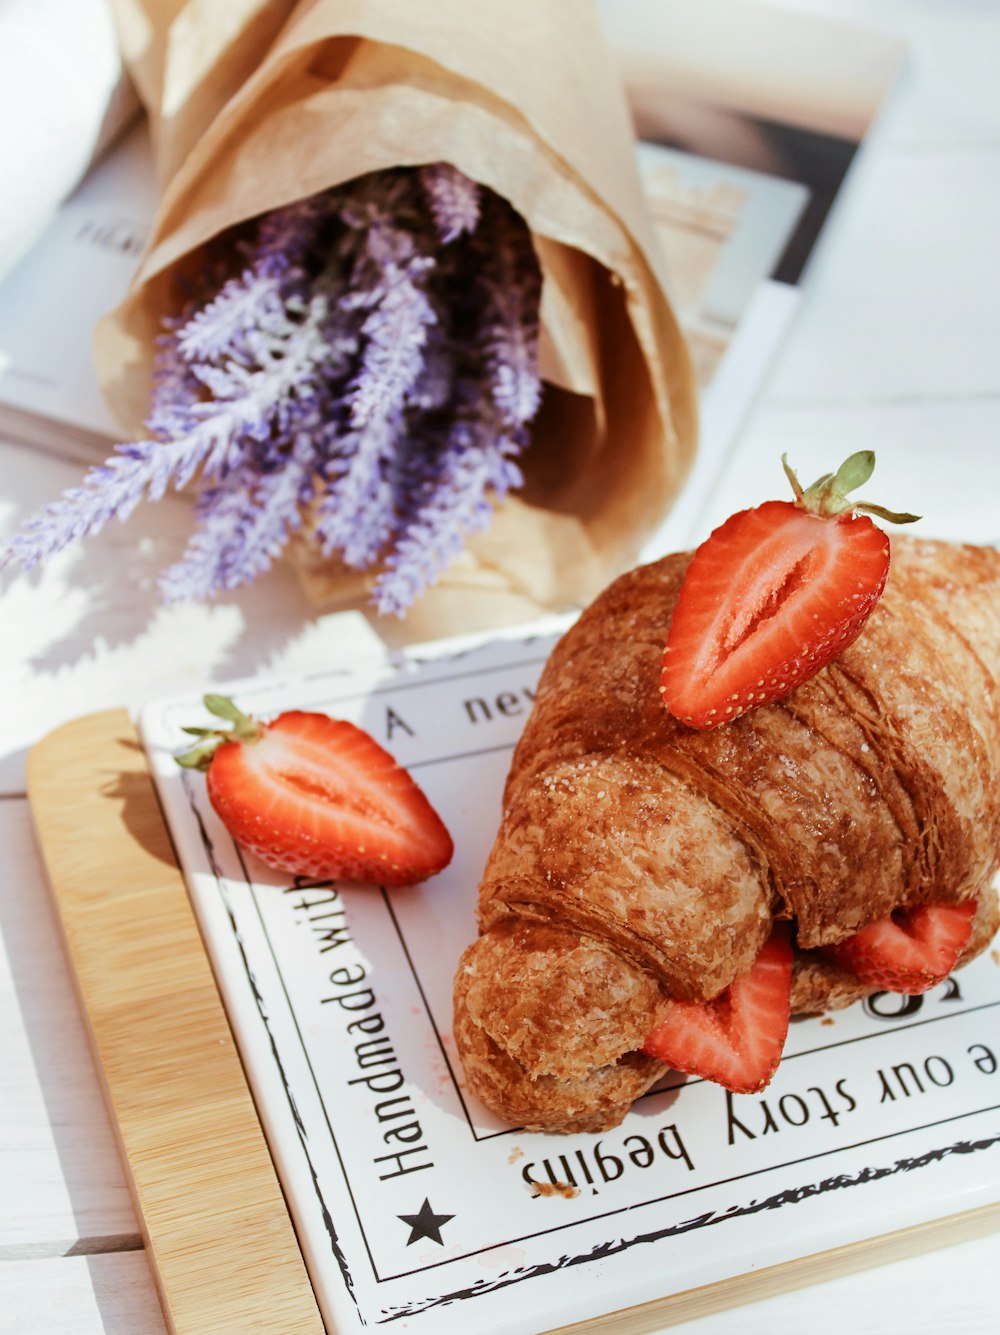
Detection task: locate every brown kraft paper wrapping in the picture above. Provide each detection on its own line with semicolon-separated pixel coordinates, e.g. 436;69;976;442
98;0;698;633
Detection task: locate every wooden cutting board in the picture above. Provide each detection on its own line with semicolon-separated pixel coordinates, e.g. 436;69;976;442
25;708;1000;1335
27;709;324;1335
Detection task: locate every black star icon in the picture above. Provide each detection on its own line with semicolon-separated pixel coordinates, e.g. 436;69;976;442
397;1198;455;1246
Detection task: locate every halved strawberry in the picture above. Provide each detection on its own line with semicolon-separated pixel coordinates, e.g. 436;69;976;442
177;695;453;885
642;925;792;1094
661;453;918;729
827;900;977;995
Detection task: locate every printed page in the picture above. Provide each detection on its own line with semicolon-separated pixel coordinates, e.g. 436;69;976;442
0;119;154;456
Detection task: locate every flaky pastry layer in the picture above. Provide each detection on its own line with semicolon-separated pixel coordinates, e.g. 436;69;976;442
453;539;1000;1132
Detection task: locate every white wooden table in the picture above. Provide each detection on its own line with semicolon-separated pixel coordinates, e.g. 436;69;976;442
2;2;998;1330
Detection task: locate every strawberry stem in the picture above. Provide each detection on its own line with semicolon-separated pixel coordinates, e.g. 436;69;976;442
782;451;921;525
175;694;263;770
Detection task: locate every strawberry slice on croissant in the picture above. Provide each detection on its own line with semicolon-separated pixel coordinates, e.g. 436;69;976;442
452;537;1000;1134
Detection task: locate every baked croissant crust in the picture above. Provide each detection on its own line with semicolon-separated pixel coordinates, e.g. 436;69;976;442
453;537;1000;1133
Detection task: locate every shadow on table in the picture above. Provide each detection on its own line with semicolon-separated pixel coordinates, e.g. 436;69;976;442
82;1251;169;1334
98;740;181;872
2;449;326;681
9;512;323;683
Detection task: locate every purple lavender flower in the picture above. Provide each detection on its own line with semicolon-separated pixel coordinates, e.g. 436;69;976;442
1;162;546;615
362;193;542;615
313;182;438;569
373;405;522;617
3;251;340;573
178;199;327;365
253;196;329;278
419;164;482;243
407;318;456;415
177;268;288;366
147;323;202;435
475;198;543;434
160;435;317;601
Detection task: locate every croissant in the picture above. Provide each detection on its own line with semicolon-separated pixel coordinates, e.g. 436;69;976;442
452;537;1000;1133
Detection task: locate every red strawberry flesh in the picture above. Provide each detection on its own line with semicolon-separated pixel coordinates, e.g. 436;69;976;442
661;501;890;729
642;925;792;1094
206;711;453;885
828;900;976;994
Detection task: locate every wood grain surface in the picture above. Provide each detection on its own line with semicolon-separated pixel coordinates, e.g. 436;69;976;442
26;709;323;1335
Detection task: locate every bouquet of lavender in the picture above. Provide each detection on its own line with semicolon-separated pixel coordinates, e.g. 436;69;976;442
4;166;542;616
34;0;695;627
